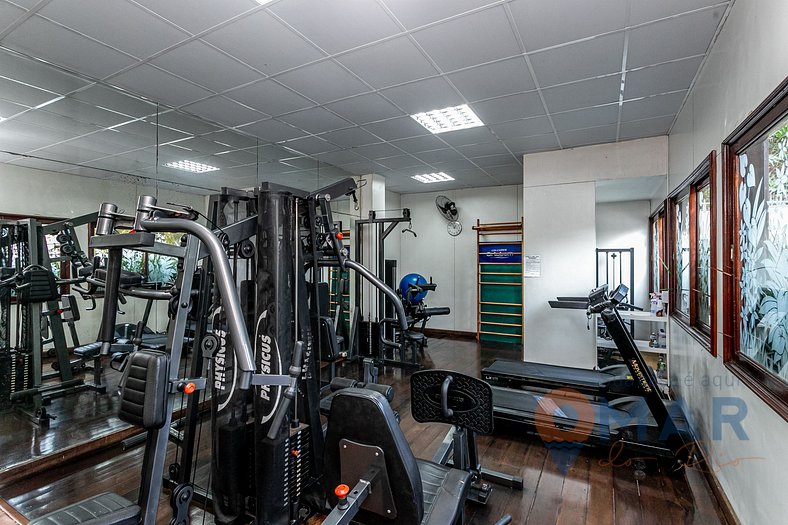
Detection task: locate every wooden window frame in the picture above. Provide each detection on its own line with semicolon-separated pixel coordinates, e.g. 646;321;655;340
722;77;788;421
649;205;667;296
0;212;72;300
667;151;717;354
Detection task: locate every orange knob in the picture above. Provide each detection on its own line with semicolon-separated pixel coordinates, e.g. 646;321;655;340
183;382;196;395
334;484;350;498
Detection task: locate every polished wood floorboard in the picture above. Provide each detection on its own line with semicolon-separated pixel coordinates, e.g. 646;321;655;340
0;336;728;524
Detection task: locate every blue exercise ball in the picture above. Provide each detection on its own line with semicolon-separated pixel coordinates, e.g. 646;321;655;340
399;273;428;304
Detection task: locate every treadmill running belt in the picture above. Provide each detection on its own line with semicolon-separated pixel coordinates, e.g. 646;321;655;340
484;359;612;389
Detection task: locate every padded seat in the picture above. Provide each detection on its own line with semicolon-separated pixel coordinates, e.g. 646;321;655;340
27;492;140;525
416;460;470;525
73;341;103;359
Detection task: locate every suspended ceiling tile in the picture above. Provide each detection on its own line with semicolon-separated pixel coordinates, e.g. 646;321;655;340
413;148;462;163
352;141;403;160
448;57;535;102
324;93;405;125
412;7;520;72
627;7;726;68
276;60;369;104
550;105;619;132
618;115;675;140
630;0;727;26
226;79;312;116
181;95;266;128
471;153;517;168
38;0;189;59
43;97;133;128
624;56;704;100
529;33;625;87
470;91;544;124
380;76;462;114
437;126;498;147
488;116;555;139
270;0;402;55
382;0;493;29
278;107;352;134
0;76;59;106
362;116;430;141
388;134;447;154
503;133;560;154
110;65;213;108
312;149;366;166
541;75;621;113
70;85;158;118
0;48;91;95
203;9;326;76
237;118;309;142
456;141;510;157
558;124;618;149
376;154;428;170
320;127;381;148
337;36;439;90
620;90;687;122
280;135;339;156
0;98;28;118
150;40;260;93
132;0;256;35
509;0;628;51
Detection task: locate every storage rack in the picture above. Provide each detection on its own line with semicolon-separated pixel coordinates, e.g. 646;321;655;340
474;219;524;344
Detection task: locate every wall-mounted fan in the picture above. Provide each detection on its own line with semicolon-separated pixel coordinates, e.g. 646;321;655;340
435;196;462;236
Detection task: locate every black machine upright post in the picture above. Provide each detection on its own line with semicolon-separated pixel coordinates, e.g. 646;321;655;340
255;190;298;525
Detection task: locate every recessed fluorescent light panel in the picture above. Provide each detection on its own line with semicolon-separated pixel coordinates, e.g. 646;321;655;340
411;104;484;134
411;172;455;184
164;160;220;173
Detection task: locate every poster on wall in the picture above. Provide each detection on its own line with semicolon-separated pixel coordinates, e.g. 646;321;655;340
479;243;522;263
523;255;541;278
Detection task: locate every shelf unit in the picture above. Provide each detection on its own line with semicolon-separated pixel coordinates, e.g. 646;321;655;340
474;219;524;344
595;310;670;393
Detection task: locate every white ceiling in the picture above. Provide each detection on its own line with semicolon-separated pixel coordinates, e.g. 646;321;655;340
0;0;730;194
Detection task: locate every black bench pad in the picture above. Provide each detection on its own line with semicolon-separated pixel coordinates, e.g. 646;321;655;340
27;492;140;525
416;460;471;525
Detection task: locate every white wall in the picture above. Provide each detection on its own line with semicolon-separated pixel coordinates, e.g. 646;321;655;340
595;200;651;338
667;0;788;523
524;182;597;367
0;164;206;344
400;185;523;333
522;137;668;366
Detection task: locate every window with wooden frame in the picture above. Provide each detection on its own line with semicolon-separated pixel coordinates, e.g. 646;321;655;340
668;151;716;351
87;223;181;286
722;77;788;421
0;212;71;298
649;206;667;295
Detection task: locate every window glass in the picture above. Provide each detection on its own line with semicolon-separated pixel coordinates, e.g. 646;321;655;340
148;232;180;285
737;117;788;383
675;194;691;314
696;181;712;328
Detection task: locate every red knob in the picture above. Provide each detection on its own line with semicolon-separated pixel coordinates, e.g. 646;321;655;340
334;484;350;498
183;382;196;395
336;231;344;240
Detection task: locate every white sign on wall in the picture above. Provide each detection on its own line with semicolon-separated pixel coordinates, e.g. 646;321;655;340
524;255;541;278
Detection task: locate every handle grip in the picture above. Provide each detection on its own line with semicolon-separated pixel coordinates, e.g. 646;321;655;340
441;375;454;419
266;341;304;440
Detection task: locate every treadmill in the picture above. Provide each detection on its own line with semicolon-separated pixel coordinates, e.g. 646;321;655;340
482;293;638;398
489;285;691;469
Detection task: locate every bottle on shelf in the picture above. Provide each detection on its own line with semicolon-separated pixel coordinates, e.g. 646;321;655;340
657;354;667;380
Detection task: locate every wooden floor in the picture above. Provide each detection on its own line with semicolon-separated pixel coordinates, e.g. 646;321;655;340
0;335;728;524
